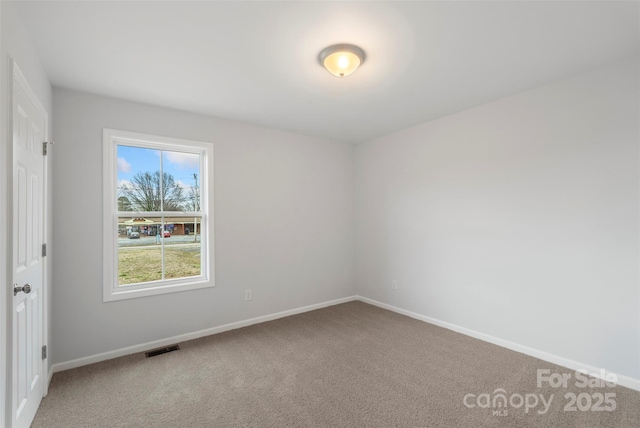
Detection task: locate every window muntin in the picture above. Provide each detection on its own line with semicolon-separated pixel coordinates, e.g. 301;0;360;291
103;129;213;301
116;216;202;286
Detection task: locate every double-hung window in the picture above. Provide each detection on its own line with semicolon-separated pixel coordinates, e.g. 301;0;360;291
103;129;214;301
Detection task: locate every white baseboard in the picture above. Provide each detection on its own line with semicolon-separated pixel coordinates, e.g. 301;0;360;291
50;294;639;392
356;296;640;392
51;295;358;373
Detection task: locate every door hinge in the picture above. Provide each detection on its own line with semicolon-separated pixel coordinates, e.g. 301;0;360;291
42;345;47;360
42;243;47;257
43;141;55;156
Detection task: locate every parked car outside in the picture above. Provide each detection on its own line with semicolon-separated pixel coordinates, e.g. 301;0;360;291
129;231;140;239
163;231;171;238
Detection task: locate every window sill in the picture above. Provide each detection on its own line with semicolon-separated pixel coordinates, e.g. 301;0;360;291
103;278;214;302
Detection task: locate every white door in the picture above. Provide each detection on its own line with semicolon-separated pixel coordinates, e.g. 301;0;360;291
11;64;47;428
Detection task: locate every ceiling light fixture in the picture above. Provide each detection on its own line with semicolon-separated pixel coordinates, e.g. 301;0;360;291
319;44;365;78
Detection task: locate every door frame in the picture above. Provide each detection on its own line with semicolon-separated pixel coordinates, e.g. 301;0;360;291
4;58;50;427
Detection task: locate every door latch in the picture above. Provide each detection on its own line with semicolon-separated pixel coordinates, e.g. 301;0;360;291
13;283;32;296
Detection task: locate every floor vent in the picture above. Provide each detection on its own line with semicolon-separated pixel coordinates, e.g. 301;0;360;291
145;345;180;358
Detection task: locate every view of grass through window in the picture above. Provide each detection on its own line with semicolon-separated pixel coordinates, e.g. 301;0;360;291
116;145;202;286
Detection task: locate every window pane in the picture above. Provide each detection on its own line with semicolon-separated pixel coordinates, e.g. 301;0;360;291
162;150;201;212
117;216;163;285
163;220;202;280
105;129;212;301
117;216;202;286
117;145;162;211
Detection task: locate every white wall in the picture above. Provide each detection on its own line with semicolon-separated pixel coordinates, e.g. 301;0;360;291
355;58;639;380
1;2;53;424
51;89;355;364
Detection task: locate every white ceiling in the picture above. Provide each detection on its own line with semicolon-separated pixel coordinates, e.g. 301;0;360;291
14;1;640;143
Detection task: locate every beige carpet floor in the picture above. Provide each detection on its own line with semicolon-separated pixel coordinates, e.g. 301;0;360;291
33;301;639;427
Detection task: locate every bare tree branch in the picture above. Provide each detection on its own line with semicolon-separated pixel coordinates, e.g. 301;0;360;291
119;171;187;211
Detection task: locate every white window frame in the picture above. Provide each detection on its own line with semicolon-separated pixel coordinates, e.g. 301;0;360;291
102;128;214;302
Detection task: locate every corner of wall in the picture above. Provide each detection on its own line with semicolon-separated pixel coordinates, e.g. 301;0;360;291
0;1;7;423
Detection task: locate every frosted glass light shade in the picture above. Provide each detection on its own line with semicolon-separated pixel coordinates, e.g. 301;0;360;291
319;44;365;78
